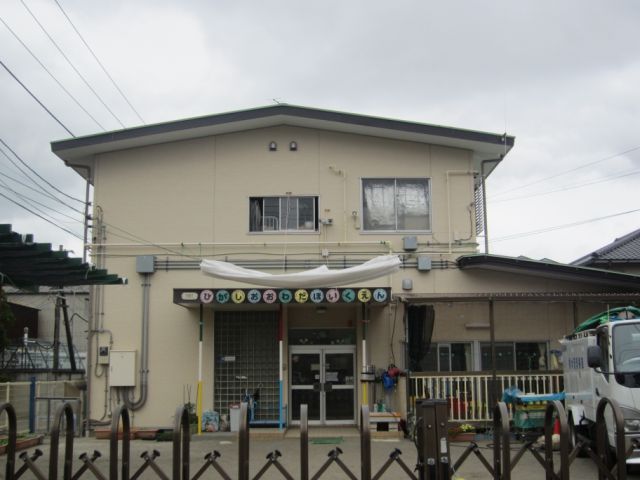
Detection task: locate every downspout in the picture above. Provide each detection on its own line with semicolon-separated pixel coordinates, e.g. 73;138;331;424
123;273;150;410
446;170;476;254
480;158;502;254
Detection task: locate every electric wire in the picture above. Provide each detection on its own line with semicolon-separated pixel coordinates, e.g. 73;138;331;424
0;191;83;239
20;0;127;129
492;207;640;243
0;14;106;131
0;168;67;201
0;137;85;208
0;59;74;137
491;168;640;204
0;145;85;213
491;145;640;198
0;176;82;224
52;0;146;125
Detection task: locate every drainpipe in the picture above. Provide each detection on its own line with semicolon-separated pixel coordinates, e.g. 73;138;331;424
480;158;502;254
123;273;150;410
446;170;476;254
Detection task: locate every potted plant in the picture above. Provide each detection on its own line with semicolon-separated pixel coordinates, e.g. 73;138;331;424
448;423;475;442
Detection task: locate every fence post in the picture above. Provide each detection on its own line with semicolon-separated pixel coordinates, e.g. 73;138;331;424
29;377;36;433
415;398;450;480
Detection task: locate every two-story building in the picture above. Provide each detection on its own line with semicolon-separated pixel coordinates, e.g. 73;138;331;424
51;105;640;429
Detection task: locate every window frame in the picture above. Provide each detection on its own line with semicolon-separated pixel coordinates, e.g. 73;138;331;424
249;195;319;234
360;177;432;233
480;341;549;372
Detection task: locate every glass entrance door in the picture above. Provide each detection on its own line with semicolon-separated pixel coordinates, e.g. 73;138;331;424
290;346;356;425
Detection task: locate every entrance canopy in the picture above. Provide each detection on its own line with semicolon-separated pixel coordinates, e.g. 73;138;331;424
200;254;401;288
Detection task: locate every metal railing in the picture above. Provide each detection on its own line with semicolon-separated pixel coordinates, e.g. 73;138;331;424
0;380;82;434
410;371;564;422
1;397;636;479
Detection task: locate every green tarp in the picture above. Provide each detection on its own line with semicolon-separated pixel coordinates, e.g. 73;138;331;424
573;306;640;333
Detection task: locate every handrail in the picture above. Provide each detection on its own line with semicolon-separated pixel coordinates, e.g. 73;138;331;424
595;396;626;480
110;404;131;480
360;405;371;480
0;402;17;480
172;404;190;480
493;401;511;480
238;402;250;480
300;404;308;480
544;400;569;480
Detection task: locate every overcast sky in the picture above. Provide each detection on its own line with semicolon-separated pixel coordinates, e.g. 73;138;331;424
1;0;639;264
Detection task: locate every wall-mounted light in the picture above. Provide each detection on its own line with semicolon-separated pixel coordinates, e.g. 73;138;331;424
268;141;277;151
289;141;298;151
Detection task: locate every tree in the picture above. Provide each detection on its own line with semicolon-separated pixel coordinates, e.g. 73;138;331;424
0;286;14;352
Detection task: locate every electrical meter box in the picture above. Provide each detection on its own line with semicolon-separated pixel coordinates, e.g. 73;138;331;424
109;350;136;387
97;345;110;365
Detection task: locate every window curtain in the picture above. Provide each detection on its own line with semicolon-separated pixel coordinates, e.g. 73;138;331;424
363;179;395;230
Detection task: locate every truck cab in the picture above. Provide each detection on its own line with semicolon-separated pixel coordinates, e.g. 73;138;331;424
563;317;640;465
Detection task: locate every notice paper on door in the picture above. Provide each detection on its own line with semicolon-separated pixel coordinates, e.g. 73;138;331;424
326;371;339;382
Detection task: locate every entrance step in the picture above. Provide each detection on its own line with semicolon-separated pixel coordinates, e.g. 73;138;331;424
284;426;360;439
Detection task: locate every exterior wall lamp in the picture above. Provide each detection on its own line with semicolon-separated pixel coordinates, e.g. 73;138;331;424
269;141;277;151
289;141;298;151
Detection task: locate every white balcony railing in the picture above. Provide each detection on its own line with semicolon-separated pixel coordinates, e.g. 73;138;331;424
410;371;564;423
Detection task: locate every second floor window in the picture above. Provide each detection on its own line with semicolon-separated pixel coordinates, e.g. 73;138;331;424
362;178;430;231
250;196;318;232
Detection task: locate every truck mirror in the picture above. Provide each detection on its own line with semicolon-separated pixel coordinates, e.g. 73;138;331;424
587;345;602;368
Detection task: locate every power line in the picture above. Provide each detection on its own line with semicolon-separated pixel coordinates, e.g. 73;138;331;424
0;137;85;207
0;177;83;224
52;0;146;125
20;0;127;129
492;207;640;243
491;145;640;198
0;191;83;240
490;168;640;204
0;14;106;131
0;59;74;137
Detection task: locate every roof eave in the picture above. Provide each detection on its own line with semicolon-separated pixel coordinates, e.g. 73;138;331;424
457;254;640;290
51;105;514;173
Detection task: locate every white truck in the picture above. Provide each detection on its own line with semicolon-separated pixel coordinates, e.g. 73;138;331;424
562;307;640;465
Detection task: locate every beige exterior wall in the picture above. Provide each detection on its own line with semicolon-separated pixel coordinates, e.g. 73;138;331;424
81;124;631;427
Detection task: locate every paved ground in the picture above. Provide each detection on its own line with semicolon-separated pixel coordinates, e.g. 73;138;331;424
3;428;637;479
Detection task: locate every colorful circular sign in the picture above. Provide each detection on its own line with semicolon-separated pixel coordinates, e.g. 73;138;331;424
310;289;324;303
342;289;356;303
278;289;293;303
231;290;246;304
326;288;340;303
294;289;309;303
247;289;261;304
357;289;372;303
263;289;277;304
215;290;230;304
373;288;388;303
199;289;214;304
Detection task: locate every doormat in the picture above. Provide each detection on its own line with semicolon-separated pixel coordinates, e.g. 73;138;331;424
310;437;343;445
